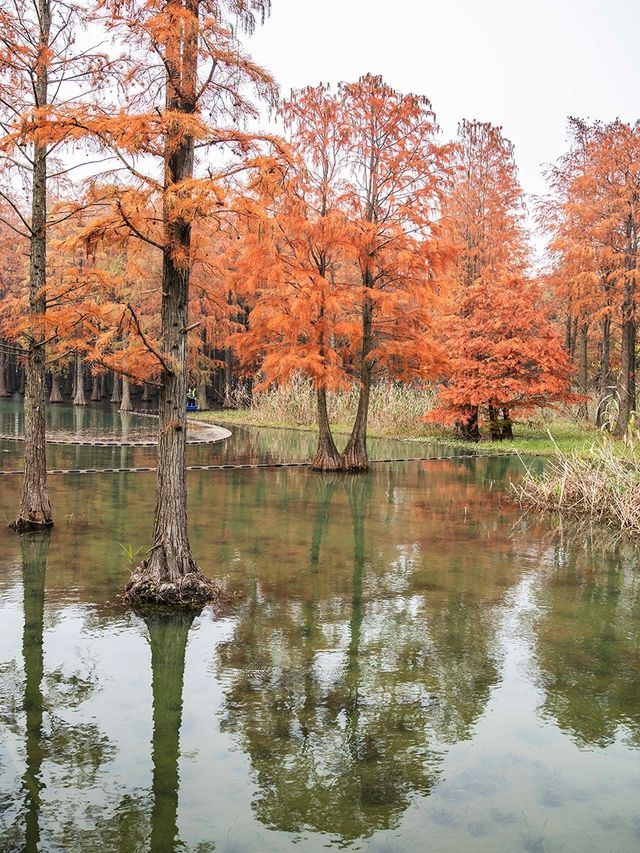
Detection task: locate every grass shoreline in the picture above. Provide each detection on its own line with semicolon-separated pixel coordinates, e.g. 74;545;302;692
189;409;613;458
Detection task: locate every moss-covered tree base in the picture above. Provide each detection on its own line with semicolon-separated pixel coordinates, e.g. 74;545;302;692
124;561;223;608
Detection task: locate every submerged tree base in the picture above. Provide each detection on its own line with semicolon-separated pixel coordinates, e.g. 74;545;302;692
9;515;54;533
311;448;343;472
340;449;369;473
125;560;223;608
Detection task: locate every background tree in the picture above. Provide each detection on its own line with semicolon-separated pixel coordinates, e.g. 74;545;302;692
430;273;574;438
0;0;106;530
545;119;640;436
338;74;449;470
430;120;572;439
232;84;352;470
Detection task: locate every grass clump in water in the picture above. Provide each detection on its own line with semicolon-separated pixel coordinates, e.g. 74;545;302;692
513;433;640;535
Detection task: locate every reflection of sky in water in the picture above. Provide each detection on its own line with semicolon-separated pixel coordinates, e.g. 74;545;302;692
0;402;638;851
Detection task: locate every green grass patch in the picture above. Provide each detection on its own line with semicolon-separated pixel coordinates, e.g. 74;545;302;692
190;408;614;458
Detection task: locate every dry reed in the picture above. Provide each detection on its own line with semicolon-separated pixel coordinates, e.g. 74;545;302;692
513;436;640;535
236;375;437;436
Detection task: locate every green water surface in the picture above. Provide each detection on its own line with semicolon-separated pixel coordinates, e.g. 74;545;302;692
0;402;638;852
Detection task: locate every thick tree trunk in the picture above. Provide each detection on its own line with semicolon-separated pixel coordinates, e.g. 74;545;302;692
126;6;219;605
197;381;208;411
110;371;121;404
99;371;108;399
90;373;101;401
0;345;9;397
577;322;589;420
11;72;52;530
119;376;132;412
596;311;612;428
311;387;341;471
455;405;480;441
142;382;151;403
20;532;50;851
49;372;63;403
501;408;513;440
341;291;373;472
73;353;86;406
488;404;502;441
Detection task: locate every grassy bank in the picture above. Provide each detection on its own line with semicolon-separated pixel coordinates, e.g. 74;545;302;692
190;379;609;457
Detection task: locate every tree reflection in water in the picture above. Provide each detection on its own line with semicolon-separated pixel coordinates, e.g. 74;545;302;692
216;471;508;843
532;525;640;749
145;611;195;853
21;532;49;852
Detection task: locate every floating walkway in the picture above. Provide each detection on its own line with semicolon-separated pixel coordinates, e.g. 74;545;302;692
0;453;493;476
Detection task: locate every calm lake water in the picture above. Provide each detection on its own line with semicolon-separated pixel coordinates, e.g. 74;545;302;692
0;402;639;852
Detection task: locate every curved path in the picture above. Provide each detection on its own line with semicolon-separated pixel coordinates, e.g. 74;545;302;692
0;420;231;448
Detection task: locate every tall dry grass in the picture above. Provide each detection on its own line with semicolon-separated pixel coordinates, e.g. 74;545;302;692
233;375;437;436
513;436;640;535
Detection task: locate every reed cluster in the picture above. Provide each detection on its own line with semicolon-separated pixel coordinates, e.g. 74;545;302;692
513;438;640;535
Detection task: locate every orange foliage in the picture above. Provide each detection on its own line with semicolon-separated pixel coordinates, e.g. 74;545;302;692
430;121;572;436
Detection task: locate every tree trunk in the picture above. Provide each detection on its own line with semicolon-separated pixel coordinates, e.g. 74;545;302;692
11;9;52;531
63;368;72;397
20;532;50;851
6;353;15;393
488;404;502;441
119;376;132;412
0;344;9;397
90;373;101;401
99;371;108;399
615;240;636;437
142;382;151;403
197;381;208;411
569;316;578;359
501;408;513;440
223;346;234;407
311;387;341;471
563;312;573;354
126;4;219;605
341;289;373;472
73;353;86;406
455;406;480;441
146;612;193;852
577;322;589;420
49;372;63;403
596;311;612;428
110;371;121;404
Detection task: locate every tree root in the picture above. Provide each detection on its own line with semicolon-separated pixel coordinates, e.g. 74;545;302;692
124;560;224;608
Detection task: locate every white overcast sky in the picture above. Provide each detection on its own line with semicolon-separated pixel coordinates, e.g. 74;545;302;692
247;0;639;203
